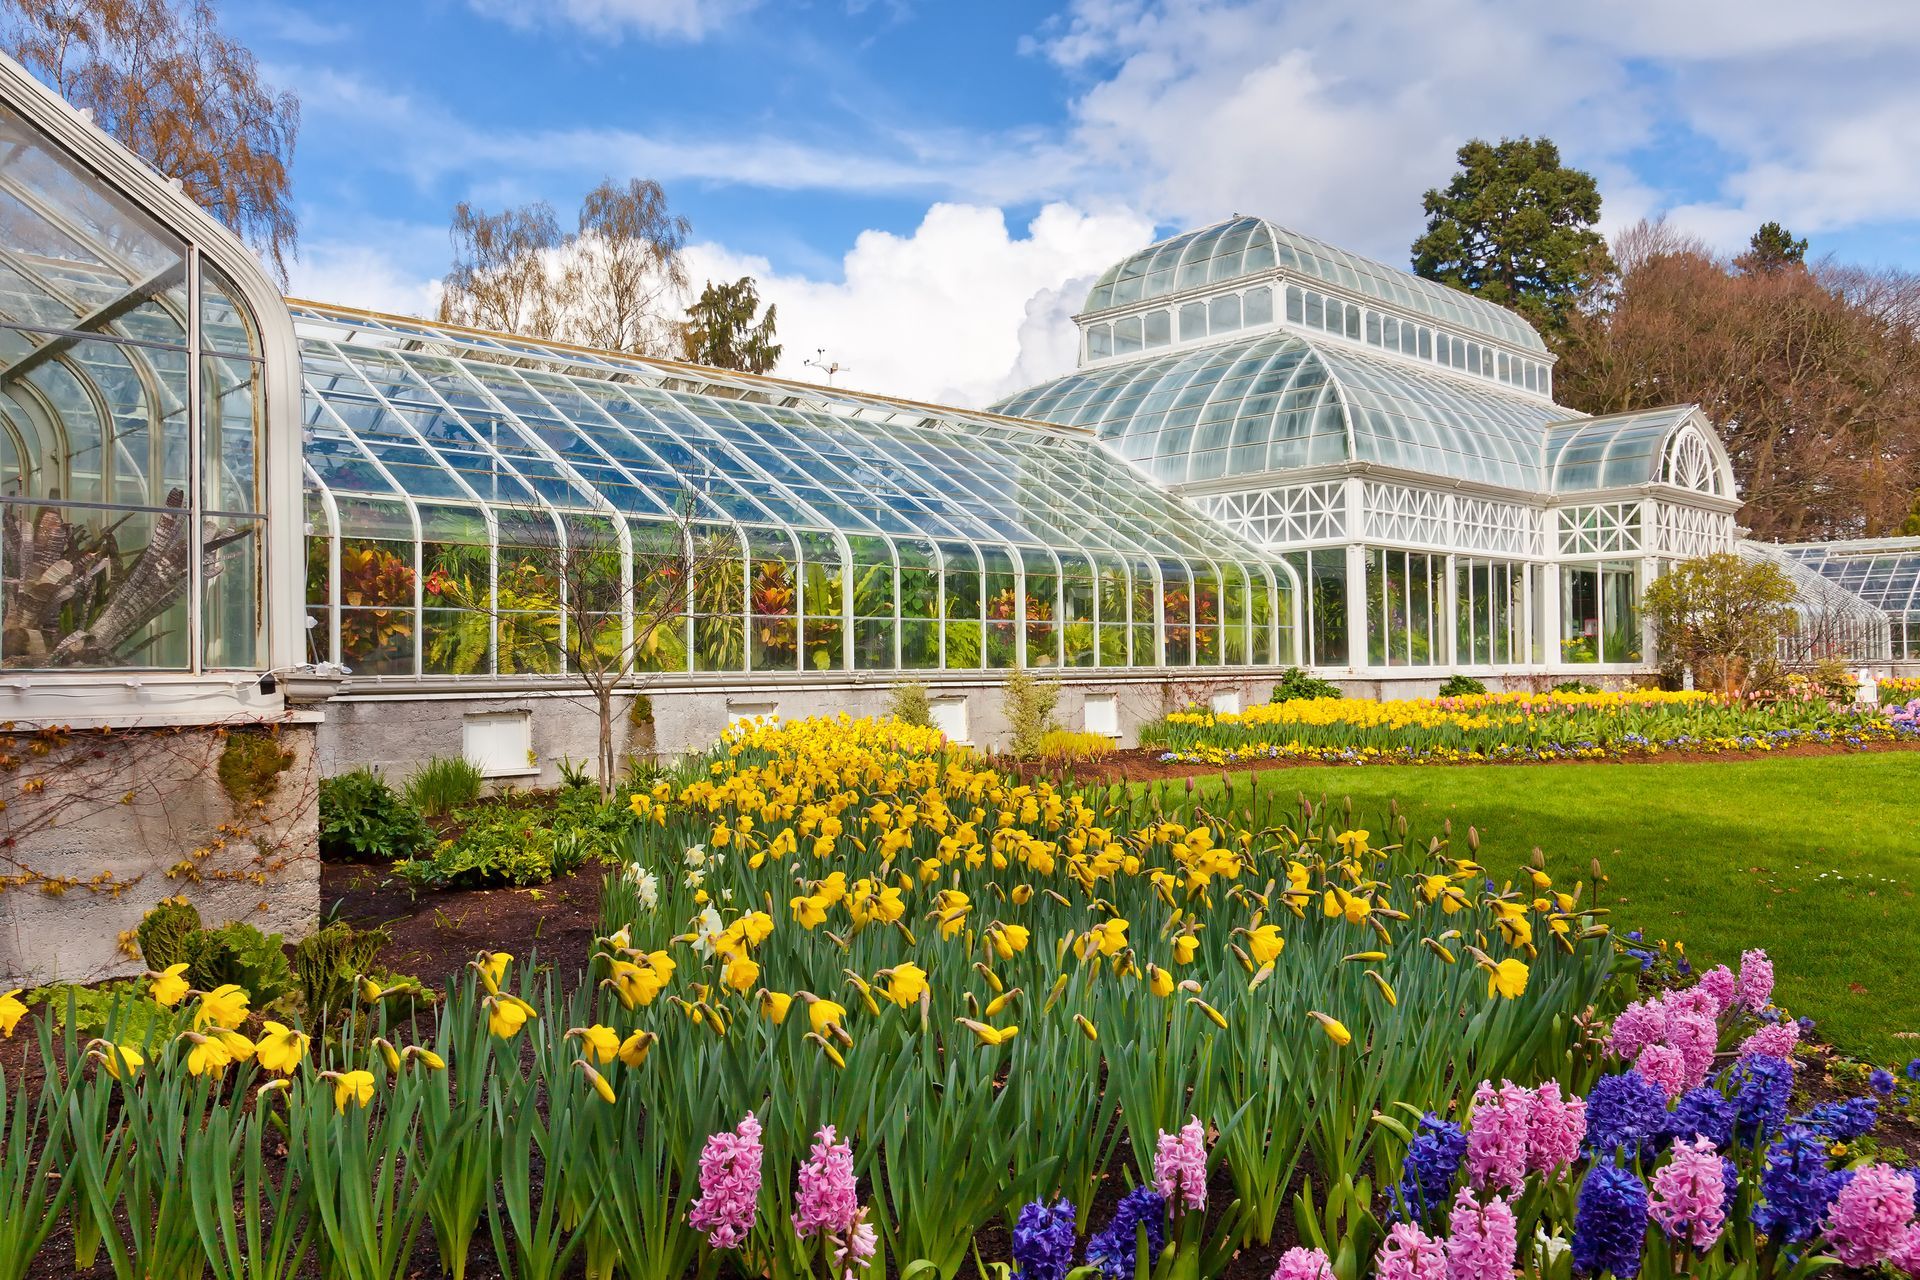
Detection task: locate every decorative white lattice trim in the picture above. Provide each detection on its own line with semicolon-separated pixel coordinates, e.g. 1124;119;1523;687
1558;502;1643;556
1654;502;1736;558
1362;482;1448;546
1194;482;1346;546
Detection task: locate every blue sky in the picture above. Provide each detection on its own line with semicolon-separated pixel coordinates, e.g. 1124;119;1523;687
231;0;1920;406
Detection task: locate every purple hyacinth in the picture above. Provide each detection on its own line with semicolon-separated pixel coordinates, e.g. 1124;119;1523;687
1392;1113;1468;1225
1012;1199;1077;1280
1086;1186;1166;1279
1753;1127;1846;1245
1584;1070;1668;1160
1572;1160;1650;1278
1869;1068;1895;1096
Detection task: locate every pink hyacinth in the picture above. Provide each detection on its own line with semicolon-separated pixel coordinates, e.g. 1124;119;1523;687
1696;965;1737;1017
1375;1222;1448;1280
792;1125;860;1239
689;1113;763;1249
1444;1188;1518;1280
831;1205;878;1280
1664;986;1720;1024
1737;949;1774;1012
1650;1138;1727;1249
1665;1011;1718;1091
1525;1080;1586;1177
1822;1163;1917;1268
1270;1245;1335;1280
1607;998;1667;1061
1465;1080;1530;1194
1888;1222;1920;1274
1636;1044;1688;1102
1738;1020;1799;1062
1153;1116;1209;1214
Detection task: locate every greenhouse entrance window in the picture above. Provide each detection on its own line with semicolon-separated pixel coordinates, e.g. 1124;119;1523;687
1560;562;1640;664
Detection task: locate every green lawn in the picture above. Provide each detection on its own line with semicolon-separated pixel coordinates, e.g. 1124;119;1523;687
1165;753;1920;1065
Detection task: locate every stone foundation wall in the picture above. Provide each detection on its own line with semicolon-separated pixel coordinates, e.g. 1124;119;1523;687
0;717;322;987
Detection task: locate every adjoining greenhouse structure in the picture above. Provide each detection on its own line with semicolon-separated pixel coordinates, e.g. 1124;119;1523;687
1777;538;1920;662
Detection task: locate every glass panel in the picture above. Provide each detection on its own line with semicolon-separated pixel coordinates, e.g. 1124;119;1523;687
1087;323;1111;360
1602;562;1641;662
1310;548;1347;669
939;540;980;670
1561;566;1599;664
1;503;191;669
1243;286;1273;326
1209;293;1241;333
983;546;1016;668
1112;315;1143;357
1143;309;1171;349
1179;301;1207;341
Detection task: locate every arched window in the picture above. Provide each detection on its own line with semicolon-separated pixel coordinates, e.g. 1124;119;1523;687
1661;425;1724;496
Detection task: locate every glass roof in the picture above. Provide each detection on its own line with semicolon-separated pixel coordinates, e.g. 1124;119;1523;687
1779;538;1920;615
1083;216;1548;355
991;329;1564;491
1543;406;1700;494
294;303;1283;573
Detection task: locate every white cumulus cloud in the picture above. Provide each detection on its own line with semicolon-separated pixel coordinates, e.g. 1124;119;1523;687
681;202;1155;407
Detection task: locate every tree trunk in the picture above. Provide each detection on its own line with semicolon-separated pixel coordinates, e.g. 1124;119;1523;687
597;686;616;801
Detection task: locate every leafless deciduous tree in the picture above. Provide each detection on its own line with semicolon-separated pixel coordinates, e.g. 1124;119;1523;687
2;0;300;281
438;179;690;358
454;502;733;797
1555;219;1920;541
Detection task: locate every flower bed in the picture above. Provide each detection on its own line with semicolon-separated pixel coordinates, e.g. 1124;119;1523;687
1140;690;1916;767
0;715;1914;1279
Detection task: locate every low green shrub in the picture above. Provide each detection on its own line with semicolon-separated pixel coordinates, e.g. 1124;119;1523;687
886;681;933;729
1552;680;1602;694
135;898;202;971
319;767;434;862
27;980;168;1042
184;922;297;1007
1438;674;1488;697
397;786;629;892
293;920;391;1023
1269;667;1343;702
403;756;484;818
1003;670;1058;758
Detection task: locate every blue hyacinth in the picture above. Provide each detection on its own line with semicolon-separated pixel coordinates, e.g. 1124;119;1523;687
1390;1113;1468;1226
1795;1096;1879;1143
1753;1127;1845;1245
1584;1070;1668;1160
1572;1160;1649;1279
1085;1186;1166;1279
1869;1068;1895;1095
1726;1055;1794;1146
1668;1086;1735;1150
1012;1199;1077;1280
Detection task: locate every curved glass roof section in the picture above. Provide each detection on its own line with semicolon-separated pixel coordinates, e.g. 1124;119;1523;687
293;301;1285;584
1779;539;1920;614
1544;406;1700;494
992;330;1563;490
1084;216;1548;355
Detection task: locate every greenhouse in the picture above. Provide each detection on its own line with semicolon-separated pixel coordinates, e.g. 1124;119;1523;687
994;217;1759;677
296;303;1299;684
1779;538;1920;660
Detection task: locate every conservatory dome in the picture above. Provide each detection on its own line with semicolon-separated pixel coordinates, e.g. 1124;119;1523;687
1082;216;1550;356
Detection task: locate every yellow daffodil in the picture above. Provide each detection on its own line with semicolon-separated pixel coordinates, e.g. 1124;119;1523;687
790;894;829;929
808;997;848;1036
94;1041;143;1079
478;951;513;994
1147;964;1175;998
184;1033;233;1077
1246;923;1285;967
617;1029;657;1068
1487;957;1530;999
761;990;794;1024
956;1017;1019;1046
329;1069;376;1113
255;1021;309;1074
1172;933;1199;965
0;989;26;1039
486;994;535;1039
1309;1010;1352;1047
193;983;250;1031
577;1060;617;1104
723;955;760;993
570;1024;621;1066
989;923;1030;959
883;962;928;1008
404;1045;446;1071
148;964;190;1009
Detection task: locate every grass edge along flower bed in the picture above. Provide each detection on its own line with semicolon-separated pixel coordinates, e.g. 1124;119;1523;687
0;715;1913;1279
1140;690;1916;768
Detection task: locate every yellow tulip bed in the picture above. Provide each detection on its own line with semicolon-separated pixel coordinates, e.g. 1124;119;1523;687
0;716;1626;1280
1139;690;1914;767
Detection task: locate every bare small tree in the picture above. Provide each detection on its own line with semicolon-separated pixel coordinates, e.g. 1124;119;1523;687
438;179;689;358
447;502;732;797
3;0;300;281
